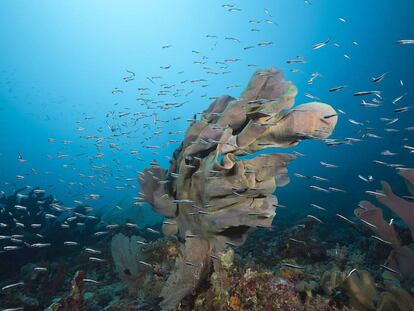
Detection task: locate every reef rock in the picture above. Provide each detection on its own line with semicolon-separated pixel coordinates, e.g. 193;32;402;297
138;67;338;310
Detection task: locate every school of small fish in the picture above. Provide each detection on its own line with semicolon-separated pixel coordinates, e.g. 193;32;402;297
0;1;413;310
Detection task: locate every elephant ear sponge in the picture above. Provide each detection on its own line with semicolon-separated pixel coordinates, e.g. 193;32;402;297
139;67;338;310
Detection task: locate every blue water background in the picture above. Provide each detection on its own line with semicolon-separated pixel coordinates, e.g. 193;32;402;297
0;0;413;226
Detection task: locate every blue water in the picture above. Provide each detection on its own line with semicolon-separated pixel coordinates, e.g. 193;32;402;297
1;0;413;225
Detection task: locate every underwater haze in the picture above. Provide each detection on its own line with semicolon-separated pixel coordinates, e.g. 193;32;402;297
1;1;414;310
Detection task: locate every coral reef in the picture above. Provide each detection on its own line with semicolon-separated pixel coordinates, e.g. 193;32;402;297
187;263;339;311
2;216;414;310
6;70;414;311
0;224;179;310
139;67;338;309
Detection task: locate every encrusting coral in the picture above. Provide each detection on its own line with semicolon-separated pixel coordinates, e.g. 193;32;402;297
138;67;338;309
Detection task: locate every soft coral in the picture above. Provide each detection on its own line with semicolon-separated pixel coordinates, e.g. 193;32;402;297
354;170;414;283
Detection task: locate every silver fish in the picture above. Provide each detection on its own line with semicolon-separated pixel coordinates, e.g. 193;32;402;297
371;235;392;245
34;267;48;272
146;228;160;234
336;214;356;225
320;161;338;168
309;185;330;193
84;278;101;284
138;260;152;268
310;203;327;211
329;187;346;193
359;218;377;229
64;241;79;246
312;176;329;182
329;85;347;92
353;90;381;97
307;214;324;223
2;282;24;291
396;39;414;45
365;190;386;197
31;243;51;248
344;268;357;280
349;119;364;126
312;38;330;50
380;265;401;275
4;246;21;251
289;238;306;245
395;106;412;113
392;94;406;104
84;247;102;255
372;73;387;83
89;257;106;263
281;263;305;269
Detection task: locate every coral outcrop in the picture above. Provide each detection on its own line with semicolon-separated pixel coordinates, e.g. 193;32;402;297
138;67;338;309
